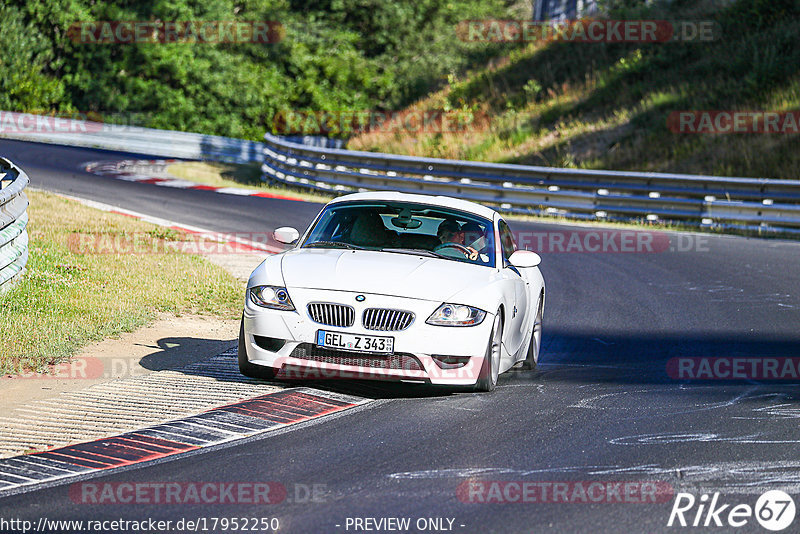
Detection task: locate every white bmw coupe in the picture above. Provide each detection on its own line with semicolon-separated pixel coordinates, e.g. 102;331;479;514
239;192;545;391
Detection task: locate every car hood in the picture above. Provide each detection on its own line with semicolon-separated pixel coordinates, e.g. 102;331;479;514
280;249;493;302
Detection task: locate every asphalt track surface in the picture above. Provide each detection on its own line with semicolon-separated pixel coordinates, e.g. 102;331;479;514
2;138;800;533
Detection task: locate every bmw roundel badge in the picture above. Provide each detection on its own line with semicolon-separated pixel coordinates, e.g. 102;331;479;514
355;295;366;302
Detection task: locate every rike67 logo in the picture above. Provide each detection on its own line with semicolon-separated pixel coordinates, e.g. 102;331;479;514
668;490;796;531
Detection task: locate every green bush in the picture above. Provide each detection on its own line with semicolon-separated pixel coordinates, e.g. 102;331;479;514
1;0;515;140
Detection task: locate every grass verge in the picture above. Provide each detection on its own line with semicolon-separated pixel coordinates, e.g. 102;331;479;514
166;161;333;204
0;190;243;375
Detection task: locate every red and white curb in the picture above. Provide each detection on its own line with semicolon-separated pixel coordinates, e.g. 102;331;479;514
83;159;307;202
37;189;285;255
0;387;368;496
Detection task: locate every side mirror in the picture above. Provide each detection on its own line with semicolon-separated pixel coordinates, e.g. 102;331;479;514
509;250;541;268
273;226;300;245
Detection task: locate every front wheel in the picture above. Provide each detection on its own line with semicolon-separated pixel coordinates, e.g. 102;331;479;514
474;312;502;392
238;317;277;379
522;296;543;370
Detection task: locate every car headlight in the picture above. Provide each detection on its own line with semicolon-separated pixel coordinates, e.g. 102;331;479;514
426;303;486;326
249;285;295;311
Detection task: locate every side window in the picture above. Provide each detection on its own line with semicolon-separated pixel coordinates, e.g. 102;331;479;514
498;220;516;262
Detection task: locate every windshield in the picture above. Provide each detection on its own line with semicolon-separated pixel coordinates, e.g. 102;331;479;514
301;201;496;267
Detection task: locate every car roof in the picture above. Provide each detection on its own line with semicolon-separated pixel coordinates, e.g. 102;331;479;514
327;191;499;221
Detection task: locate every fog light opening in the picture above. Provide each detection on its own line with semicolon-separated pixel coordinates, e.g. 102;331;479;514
432;355;471;369
254;335;287;352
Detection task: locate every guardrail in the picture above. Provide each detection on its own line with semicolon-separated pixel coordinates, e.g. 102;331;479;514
261;133;800;234
0;158;29;291
0;111;263;164
3;110;797;234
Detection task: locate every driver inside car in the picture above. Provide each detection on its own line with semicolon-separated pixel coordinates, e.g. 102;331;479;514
462;221;490;253
434;219;479;260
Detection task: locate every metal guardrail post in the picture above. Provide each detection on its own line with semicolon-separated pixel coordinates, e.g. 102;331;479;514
0;158;29;291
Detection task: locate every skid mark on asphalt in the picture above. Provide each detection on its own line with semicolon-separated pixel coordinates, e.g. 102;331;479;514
568;392;622;409
389;468;517;480
733;402;800;419
0;388;367;495
559;383;781;420
645;280;796;308
610;432;800;446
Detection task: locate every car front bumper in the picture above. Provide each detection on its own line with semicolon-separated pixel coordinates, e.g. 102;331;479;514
242;288;494;386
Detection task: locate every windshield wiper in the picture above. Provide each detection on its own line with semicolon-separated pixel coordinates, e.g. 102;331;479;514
380;247;450;259
304;240;364;250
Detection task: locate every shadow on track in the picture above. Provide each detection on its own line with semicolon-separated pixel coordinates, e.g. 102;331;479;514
139;327;800;403
137;336;456;399
536;328;800;385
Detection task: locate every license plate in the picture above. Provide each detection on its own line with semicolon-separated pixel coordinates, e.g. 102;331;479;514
316;330;394;354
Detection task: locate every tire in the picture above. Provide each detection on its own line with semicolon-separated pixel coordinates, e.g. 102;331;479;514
474;312;502;392
238;316;277;379
522;295;543;370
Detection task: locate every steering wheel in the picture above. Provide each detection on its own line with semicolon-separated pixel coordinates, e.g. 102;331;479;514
435;242;473;257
